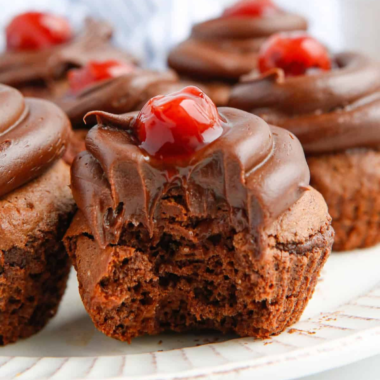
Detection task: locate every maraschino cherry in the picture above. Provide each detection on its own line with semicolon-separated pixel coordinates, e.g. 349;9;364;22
258;33;332;77
223;0;279;18
6;12;72;51
68;60;135;94
134;86;224;159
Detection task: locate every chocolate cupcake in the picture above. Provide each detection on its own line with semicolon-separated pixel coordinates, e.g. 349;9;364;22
0;12;136;99
0;85;75;345
64;86;333;342
229;33;380;251
168;0;307;104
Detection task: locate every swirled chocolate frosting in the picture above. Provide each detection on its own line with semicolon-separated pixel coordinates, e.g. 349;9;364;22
71;108;310;249
57;70;182;129
0;18;136;89
0;85;70;197
168;12;307;81
228;52;380;154
57;71;232;129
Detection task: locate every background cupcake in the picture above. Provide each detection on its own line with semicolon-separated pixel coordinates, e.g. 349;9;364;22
0;85;75;345
167;0;307;105
0;13;136;99
229;33;380;251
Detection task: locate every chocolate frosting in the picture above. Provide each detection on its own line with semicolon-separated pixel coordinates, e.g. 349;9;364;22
71;108;310;249
0;85;70;197
228;52;380;154
57;71;232;129
57;70;182;129
168;12;307;80
0;18;136;88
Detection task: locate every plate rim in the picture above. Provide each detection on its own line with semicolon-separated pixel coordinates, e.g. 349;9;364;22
2;324;378;380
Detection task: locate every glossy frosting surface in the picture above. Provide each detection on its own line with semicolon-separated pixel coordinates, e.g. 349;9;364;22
0;85;70;197
168;12;307;80
58;70;181;128
71;108;310;248
229;52;380;153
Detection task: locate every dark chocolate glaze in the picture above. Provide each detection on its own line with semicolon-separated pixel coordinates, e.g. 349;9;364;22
228;52;380;154
168;12;307;81
71;108;310;249
0;18;136;88
0;85;70;197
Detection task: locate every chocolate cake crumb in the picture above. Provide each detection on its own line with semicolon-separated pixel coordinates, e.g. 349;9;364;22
0;230;71;346
0;161;75;345
65;188;333;342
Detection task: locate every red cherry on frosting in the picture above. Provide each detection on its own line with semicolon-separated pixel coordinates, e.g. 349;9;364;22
6;12;72;51
223;0;279;18
258;33;332;77
68;60;135;94
134;86;224;159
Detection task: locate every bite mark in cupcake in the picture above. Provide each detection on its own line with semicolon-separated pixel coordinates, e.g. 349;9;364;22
64;87;333;342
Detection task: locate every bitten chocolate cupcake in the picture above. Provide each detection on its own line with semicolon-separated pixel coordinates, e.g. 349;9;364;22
168;0;307;104
0;85;75;345
64;86;333;342
229;32;380;251
0;12;136;99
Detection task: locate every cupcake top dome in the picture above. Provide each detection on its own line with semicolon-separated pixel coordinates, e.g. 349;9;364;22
168;0;307;80
229;34;380;154
70;86;310;248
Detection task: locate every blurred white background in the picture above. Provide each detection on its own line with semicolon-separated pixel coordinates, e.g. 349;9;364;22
0;0;379;68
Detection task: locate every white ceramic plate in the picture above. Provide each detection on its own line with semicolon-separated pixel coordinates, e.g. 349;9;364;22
0;246;380;380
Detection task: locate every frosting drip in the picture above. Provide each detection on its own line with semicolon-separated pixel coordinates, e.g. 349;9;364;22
0;85;70;197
